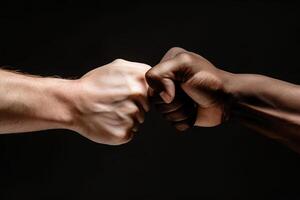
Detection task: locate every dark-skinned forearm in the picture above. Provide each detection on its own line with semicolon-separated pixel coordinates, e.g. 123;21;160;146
224;73;300;153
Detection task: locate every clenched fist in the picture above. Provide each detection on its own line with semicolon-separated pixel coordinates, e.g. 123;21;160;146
146;47;231;127
69;59;151;145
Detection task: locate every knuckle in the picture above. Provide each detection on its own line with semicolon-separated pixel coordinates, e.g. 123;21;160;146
135;70;148;81
130;87;146;98
113;128;127;138
133;73;144;81
113;58;126;64
168;47;185;54
174;122;190;131
145;68;161;82
112;129;132;145
138;63;152;71
176;52;193;64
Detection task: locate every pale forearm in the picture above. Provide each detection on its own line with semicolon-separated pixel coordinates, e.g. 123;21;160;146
225;73;300;152
0;59;150;145
0;69;75;134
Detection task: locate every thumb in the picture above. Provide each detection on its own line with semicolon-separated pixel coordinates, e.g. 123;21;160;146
145;56;188;103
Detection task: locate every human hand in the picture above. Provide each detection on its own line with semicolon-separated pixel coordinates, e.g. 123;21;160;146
147;49;197;131
69;59;150;145
146;47;231;127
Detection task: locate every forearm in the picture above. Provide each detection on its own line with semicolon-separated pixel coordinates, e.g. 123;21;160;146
0;69;75;134
224;73;300;152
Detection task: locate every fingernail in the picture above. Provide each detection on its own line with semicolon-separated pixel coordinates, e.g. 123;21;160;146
160;91;172;103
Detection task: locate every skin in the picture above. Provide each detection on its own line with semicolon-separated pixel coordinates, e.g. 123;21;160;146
2;48;300;153
146;47;300;153
0;59;150;145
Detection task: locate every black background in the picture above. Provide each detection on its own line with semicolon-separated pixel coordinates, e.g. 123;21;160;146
0;1;300;199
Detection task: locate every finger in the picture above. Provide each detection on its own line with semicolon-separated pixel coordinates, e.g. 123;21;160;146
172;120;192;131
135;105;145;124
126;102;145;124
155;99;184;113
151;85;191;108
131;119;140;132
132;94;150;113
121;131;134;144
145;53;192;103
136;74;151;112
159;78;176;103
128;80;150;112
163;103;194;122
148;87;155;97
172;110;197;131
149;93;165;104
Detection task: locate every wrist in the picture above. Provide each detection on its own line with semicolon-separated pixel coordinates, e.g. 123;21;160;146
219;71;269;121
221;72;267;98
218;69;241;122
219;69;238;96
38;77;78;130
